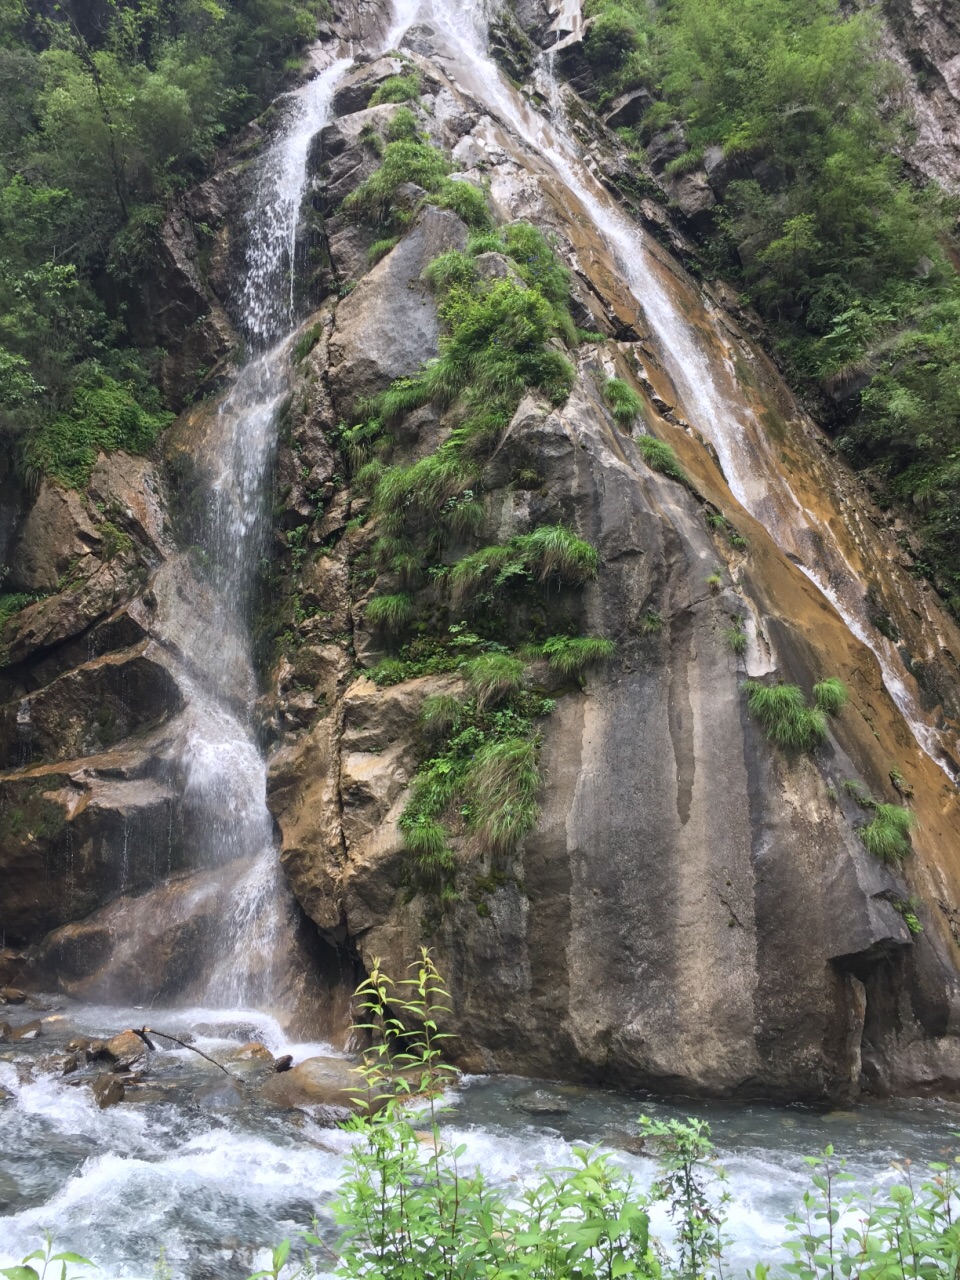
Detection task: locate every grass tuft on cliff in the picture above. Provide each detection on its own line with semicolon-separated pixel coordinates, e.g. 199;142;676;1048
464;735;541;854
365;592;414;632
813;677;848;717
742;680;829;752
604;377;644;427
860;803;916;866
527;634;615;676
636;434;687;484
368;73;421;106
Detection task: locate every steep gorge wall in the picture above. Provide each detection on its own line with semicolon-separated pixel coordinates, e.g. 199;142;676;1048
1;0;960;1102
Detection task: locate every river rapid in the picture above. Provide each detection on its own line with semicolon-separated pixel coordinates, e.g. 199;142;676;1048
2;999;959;1277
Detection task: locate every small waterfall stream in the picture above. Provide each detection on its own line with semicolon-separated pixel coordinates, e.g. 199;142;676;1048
151;56;351;1008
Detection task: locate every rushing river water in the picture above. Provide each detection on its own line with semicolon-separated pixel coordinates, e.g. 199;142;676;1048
2;1001;959;1278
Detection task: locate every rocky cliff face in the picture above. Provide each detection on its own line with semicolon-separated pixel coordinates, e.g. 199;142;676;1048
877;0;960;191
3;0;960;1102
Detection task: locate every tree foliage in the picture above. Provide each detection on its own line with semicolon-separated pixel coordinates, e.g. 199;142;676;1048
0;0;325;482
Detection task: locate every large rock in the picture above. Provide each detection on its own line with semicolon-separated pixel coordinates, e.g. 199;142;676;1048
261;1053;379;1113
0;642;183;768
327;205;469;415
0;762;184;943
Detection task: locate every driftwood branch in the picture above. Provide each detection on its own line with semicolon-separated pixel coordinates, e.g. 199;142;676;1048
133;1026;245;1082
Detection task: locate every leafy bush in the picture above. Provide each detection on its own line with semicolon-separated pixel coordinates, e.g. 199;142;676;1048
861;803;916;865
742;680;829;752
344;139;450;224
604;376;644;426
22;374;171;488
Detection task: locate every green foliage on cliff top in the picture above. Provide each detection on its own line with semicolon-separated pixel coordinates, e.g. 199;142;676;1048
0;0;324;483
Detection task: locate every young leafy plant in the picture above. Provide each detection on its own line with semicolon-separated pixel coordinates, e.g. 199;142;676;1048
637;433;687;483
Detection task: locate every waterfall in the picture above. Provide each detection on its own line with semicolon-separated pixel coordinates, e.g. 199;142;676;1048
152;55;352;1010
383;0;958;786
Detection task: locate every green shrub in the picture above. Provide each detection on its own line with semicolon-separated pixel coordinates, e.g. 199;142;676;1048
365;592;414;631
861;803;916;865
368;73;420;106
637;433;687;483
533;634;615;675
814;676;848;716
431;178;492;230
423;249;477;293
23;374;172;489
460;652;525;708
0;592;39;627
344;139;450;224
743;680;829;752
385;106;420;141
604;376;644;426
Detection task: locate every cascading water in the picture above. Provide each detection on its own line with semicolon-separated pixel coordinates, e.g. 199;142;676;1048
153;53;350;1008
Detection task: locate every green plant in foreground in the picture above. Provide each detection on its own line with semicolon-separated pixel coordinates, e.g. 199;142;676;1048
861;803;916;866
742;680;828;752
1;1233;94;1280
604;375;644;426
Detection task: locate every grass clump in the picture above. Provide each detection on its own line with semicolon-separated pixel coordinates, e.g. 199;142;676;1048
368;236;400;265
604;377;644;427
293;322;322;363
368;73;421;106
465;736;541;854
814;676;848;716
742;680;829;752
861;803;916;866
400;688;555;891
365;592;414;632
636;434;687;484
343;139;450;225
460;652;525;709
724;616;747;656
450;525;600;595
529;634;615;675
